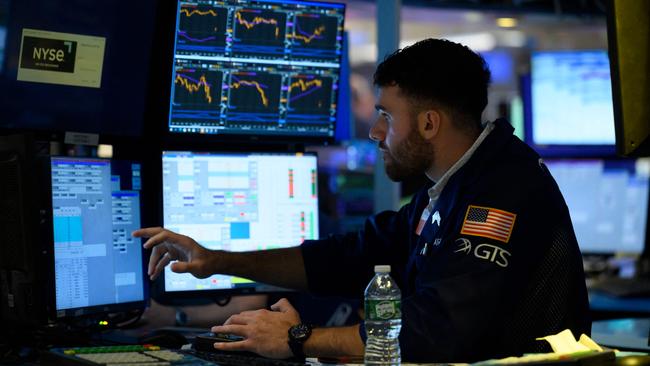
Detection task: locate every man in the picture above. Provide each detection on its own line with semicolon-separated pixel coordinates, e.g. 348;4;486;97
135;39;590;362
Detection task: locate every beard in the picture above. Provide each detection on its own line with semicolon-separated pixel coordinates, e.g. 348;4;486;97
381;127;433;182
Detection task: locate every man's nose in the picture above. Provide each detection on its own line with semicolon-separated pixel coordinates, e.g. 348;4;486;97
369;118;385;142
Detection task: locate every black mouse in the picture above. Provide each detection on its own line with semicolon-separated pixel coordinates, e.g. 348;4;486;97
616;355;650;366
140;329;188;349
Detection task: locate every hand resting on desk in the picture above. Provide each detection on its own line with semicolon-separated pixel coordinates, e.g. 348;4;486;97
211;298;300;359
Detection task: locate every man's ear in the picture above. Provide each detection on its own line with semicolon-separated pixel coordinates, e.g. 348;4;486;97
418;109;441;140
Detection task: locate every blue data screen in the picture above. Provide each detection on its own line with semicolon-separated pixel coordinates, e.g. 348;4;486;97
51;157;145;314
531;50;615;146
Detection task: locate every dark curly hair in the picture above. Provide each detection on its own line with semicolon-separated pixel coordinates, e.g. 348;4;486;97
374;38;491;132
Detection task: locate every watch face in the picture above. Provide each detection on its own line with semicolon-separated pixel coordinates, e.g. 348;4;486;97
289;323;311;342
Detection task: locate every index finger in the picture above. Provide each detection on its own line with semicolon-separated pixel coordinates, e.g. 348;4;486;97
141;230;173;250
132;227;164;239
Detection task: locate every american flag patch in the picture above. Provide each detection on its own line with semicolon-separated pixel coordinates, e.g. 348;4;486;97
460;205;517;243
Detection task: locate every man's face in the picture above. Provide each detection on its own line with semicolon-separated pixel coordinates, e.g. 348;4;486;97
369;85;433;182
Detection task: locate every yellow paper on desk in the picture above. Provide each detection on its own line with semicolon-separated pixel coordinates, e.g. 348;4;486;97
537;329;604;354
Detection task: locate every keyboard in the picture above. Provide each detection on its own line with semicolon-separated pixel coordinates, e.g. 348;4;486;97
44;344;306;366
44;345;212;365
182;349;308;366
590;277;650;297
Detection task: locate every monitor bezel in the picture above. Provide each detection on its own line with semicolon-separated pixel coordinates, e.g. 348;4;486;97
46;156;149;320
543;156;650;256
153;149;320;304
523;50;618;158
155;0;347;147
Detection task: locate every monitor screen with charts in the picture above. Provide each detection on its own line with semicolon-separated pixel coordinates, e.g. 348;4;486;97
162;151;319;293
168;0;345;140
544;158;650;254
51;157;146;317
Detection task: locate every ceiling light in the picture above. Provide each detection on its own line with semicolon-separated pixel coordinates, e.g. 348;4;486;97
496;17;518;28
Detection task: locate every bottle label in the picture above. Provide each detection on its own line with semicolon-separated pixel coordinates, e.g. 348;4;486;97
365;299;401;321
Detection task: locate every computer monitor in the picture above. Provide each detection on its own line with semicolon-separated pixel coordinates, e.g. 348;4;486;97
606;0;650;157
160;151;319;297
167;0;346;142
50;157;147;318
1;134;148;330
0;0;156;138
526;50;616;156
544;158;650;254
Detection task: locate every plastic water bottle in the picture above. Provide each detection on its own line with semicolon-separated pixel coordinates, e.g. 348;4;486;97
364;265;401;365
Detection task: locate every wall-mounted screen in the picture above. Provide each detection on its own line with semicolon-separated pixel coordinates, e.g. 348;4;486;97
168;0;345;140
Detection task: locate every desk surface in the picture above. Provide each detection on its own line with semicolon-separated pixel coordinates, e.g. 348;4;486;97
591;318;650;351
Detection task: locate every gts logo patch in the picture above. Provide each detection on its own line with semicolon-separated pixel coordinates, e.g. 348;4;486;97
20;36;77;73
455;238;511;268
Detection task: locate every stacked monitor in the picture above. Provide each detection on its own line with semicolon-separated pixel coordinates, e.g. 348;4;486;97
51;157;147;317
160;151;319;295
527;48;650;256
154;0;344;300
545;158;650;254
168;0;345;139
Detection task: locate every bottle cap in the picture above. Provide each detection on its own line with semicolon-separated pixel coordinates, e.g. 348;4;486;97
374;265;391;273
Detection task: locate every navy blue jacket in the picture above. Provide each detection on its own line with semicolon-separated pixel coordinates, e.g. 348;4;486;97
301;119;590;362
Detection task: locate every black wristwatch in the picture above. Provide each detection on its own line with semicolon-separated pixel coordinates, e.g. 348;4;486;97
287;323;312;358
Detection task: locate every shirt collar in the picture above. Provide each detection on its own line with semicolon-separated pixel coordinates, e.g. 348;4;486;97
426;121;496;201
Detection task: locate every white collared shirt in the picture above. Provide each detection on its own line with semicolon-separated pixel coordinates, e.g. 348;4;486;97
423;121;496;216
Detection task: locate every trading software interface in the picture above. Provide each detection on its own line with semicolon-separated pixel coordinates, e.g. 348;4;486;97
531;50;616;146
169;0;345;138
162;151;319;291
51;158;144;315
545;158;650;254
